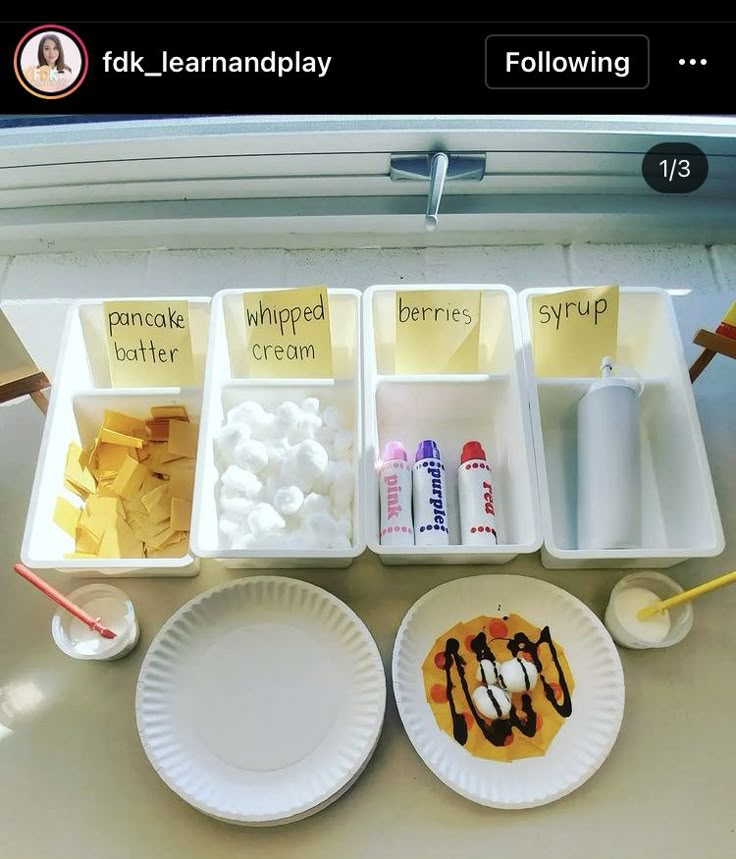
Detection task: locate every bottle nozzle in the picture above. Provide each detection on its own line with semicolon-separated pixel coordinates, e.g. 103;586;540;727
601;356;614;378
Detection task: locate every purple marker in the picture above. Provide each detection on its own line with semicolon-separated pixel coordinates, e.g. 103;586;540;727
379;441;414;546
413;440;450;547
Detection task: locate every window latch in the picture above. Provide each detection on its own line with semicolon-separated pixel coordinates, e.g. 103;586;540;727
389;152;486;231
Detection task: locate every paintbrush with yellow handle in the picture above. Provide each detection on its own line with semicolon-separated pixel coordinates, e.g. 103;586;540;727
637;570;736;620
689;300;736;382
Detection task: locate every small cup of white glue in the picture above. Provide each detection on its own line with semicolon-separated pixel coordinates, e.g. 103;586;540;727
604;571;693;649
51;584;140;661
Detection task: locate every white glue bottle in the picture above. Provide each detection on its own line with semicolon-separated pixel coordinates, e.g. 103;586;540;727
378;441;414;546
458;441;498;546
413;439;450;546
577;356;642;549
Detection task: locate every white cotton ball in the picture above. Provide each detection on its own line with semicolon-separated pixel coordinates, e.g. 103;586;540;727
263;438;291;476
227;400;265;427
219;490;256;521
331;461;354;515
247;503;286;537
249;412;278;441
302;396;320;415
214;424;243;469
328;535;351;550
273;485;305;516
304;512;341;546
322;405;344;430
301;413;323;439
233;439;269;473
218;517;243;547
499;658;539;694
252;533;286;549
335;515;352;541
231;533;257;551
288;422;312;445
275;401;303;434
316;424;336;450
286;527;321;549
333;428;354;460
476;659;502;687
221;465;263;499
312;459;337;494
291;440;329;491
300;492;331;518
471;685;512;720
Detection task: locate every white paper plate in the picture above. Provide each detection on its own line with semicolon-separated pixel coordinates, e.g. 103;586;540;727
136;576;386;825
392;574;625;809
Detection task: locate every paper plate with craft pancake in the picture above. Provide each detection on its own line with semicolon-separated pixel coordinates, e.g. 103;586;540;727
392;574;625;809
136;576;386;825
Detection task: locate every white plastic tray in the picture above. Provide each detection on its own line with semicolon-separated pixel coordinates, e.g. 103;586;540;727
363;284;542;565
21;297;210;577
190;288;364;568
519;286;725;569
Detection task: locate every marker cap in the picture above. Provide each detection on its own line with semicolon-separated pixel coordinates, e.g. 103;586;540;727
461;441;486;463
416;439;441;462
382;440;408;462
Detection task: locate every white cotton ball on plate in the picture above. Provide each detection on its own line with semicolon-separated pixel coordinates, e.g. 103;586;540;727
333;429;354;460
262;438;291;476
499;657;539;693
233;438;269;474
247;503;286;537
275;401;303;434
322;405;344;430
476;659;502;686
273;485;305;516
471;685;512;720
227;400;265;427
221;465;263;499
302;396;320;415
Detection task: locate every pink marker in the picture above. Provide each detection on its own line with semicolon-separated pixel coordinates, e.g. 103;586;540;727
379;441;414;546
458;441;498;546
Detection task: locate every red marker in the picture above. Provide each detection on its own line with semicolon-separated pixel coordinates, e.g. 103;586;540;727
458;441;498;546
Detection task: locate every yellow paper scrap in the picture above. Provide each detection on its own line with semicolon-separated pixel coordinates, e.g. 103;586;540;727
102;410;148;439
171;497;193;532
98;428;144;449
98;517;143;558
394;290;482;374
150;406;189;420
242;286;333;378
65;443;97;496
111;456;147;499
531;285;620;377
103;299;195;387
169;466;195;500
92;443;129;477
147;540;189;558
53;497;81;539
167;421;199;459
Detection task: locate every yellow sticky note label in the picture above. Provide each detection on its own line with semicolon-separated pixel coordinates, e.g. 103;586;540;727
104;300;195;387
531;285;620;377
395;290;481;374
242;286;333;378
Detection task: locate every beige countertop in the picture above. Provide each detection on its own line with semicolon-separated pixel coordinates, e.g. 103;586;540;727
2;246;735;859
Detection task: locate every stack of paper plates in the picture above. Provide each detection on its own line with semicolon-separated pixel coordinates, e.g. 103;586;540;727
136;576;386;825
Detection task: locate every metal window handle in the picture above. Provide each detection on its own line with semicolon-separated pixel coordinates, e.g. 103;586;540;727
425;152;449;232
390;151;486;231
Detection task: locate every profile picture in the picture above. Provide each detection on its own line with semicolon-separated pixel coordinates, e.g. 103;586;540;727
14;25;88;99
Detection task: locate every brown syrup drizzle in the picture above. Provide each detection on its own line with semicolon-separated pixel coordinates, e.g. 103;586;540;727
440;625;572;749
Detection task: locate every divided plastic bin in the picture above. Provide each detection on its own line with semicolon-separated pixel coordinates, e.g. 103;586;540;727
520;286;725;569
363;284;542;565
190;288;364;568
21;297;210;577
